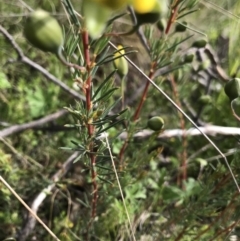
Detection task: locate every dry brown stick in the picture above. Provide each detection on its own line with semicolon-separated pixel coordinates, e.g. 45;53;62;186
0;109;68;138
119;125;240;140
0;175;61;241
17;151;79;241
0;24;85;101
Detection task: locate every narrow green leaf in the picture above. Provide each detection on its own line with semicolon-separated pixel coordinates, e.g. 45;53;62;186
73;154;83;163
101;97;122;118
97;175;114;185
92;70;116;100
177;9;199;20
93;88;119;104
62;0;80;26
97;119;124;134
166;35;194;51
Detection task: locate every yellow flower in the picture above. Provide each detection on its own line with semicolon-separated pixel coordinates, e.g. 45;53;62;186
114;45;129;77
132;0;157;13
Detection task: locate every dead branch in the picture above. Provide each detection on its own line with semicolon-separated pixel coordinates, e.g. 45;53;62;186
17;151;79;241
119;125;240;140
0;109;68;138
0;24;85;101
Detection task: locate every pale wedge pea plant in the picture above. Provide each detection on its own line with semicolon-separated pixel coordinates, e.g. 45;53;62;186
1;0;240;240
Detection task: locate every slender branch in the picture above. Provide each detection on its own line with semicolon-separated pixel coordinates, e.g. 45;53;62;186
169;75;188;186
128;6;150;53
22;56;85;100
174;226;188;241
3;108;239;142
0;177;58;241
105;136;136;241
119;125;240;140
0;137;42;168
165;1;179;34
0;109;68;138
17;152;79;241
119;62;156;168
81;29;97;237
208;222;237;241
81;29;93;134
118;138;129;170
109;41;240;193
0;24;85;101
133;62;157;121
194;191;239;240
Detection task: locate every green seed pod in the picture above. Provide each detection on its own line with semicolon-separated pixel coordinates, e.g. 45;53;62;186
173;68;184;80
82;0;112;39
197;59;211;71
175;21;187;32
113;45;128;77
231;96;240;117
24;9;63;55
183;53;194;63
198;95;212;104
224;78;240;101
192;39;208;48
147;116;164;131
157;18;167;32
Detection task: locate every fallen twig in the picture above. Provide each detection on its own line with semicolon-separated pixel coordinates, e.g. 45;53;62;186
17;151;79;241
0;109;68;138
0;24;85;101
119;125;240;140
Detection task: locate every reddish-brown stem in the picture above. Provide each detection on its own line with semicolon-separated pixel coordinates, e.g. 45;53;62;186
165;1;179;34
118;140;128;171
81;29;97;233
169;75;188;187
82;30;92;113
174;226;188;241
208;222;236;241
194;191;239;240
119;63;157;168
133;62;157;121
90;155;98;217
211;173;232;194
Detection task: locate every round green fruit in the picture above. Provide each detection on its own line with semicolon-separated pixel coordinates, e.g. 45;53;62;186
183;53;194;63
231;96;240;117
82;0;112;39
175;21;187;32
231;97;240;116
147;116;164;131
198;95;212;104
157;18;167;32
113;45;129;77
224;78;240;101
192;39;208;48
24;9;63;54
197;59;211;71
